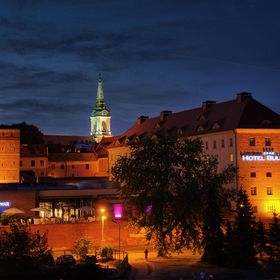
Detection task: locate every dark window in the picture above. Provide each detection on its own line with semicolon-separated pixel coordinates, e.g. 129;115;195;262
249;137;255;146
229;138;233;147
72;164;75;169
251;186;257;196
61;164;65;169
250;172;256;178
86;164;90;169
205;141;208;150
51;164;55;169
253;206;258;213
20;160;22;167
267;187;273;195
31;160;35;167
221;139;225;148
40;160;44;167
213;140;217;149
40;172;44;176
266;172;272;177
265;137;271;146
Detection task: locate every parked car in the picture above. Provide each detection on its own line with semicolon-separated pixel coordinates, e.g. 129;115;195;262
56;254;76;265
82;255;97;265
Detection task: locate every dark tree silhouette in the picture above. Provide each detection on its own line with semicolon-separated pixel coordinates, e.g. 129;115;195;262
267;212;280;261
0;122;44;144
255;220;267;259
225;188;257;266
112;133;235;257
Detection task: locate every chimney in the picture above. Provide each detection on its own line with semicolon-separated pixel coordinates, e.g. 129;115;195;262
160;110;172;121
137;116;149;125
202;100;216;111
236;92;252;103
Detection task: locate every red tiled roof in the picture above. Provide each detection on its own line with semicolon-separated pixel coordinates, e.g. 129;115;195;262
48;153;98;162
44;135;93;145
102;94;280;148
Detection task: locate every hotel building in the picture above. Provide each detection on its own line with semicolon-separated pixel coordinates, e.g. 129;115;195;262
99;92;280;219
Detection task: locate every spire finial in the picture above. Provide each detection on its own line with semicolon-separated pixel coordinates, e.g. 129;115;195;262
98;73;102;82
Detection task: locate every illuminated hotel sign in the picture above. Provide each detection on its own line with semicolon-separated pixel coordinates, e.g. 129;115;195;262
0;201;10;207
241;152;280;161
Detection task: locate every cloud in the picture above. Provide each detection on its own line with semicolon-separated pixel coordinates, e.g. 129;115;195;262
0;60;89;90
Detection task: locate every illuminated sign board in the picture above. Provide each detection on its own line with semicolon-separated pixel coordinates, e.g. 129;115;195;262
241;152;280;161
0;201;10;207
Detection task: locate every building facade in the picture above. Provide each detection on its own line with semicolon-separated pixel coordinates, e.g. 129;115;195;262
0;129;20;183
100;93;280;219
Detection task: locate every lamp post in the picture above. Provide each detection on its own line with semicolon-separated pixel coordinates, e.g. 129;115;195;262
113;220;121;263
100;208;106;247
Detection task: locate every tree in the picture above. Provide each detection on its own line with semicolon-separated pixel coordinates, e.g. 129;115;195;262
0;222;52;273
0;122;44;144
73;237;93;261
225;188;257;266
267;212;280;261
255;220;267;259
112;133;235;257
200;164;235;265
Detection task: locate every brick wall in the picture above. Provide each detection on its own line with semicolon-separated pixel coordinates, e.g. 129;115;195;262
27;221;147;251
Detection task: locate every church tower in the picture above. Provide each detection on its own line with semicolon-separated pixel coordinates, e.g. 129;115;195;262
90;74;112;142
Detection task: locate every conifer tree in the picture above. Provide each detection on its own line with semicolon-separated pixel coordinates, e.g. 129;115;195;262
255;220;267;259
225;188;257;266
267;212;280;261
200;165;235;265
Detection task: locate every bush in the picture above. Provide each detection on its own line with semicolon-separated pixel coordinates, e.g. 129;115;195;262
0;222;52;277
100;247;113;260
73;237;93;261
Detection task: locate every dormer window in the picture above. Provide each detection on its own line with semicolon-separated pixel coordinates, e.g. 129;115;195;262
212;122;220;129
197;125;204;132
155;123;161;129
261;119;272;126
198;114;206;121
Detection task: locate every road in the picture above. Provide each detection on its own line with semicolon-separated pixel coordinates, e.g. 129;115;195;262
127;250;280;280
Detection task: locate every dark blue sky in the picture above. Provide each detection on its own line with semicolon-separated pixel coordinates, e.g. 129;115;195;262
0;0;280;135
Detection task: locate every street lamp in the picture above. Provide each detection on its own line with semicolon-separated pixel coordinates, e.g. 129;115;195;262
100;208;106;247
113;220;121;263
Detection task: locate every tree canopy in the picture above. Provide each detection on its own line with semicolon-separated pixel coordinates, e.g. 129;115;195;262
0;122;44;144
112;133;236;256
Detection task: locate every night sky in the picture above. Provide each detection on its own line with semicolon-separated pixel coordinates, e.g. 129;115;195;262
0;0;280;136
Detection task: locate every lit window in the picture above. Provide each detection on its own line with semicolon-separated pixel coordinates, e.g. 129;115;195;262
229;138;233;147
267;205;276;213
213;140;217;149
265;137;271;146
267;187;273;195
250;186;257;196
266;172;272;177
230;154;234;162
31;160;35;167
250;172;256;178
249;137;255;146
221;139;225;148
86;164;90;169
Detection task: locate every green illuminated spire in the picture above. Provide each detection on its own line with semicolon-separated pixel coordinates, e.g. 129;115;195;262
91;74;110;117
